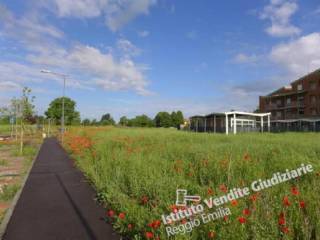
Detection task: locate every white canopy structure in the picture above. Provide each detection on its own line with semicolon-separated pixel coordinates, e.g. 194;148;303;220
224;111;271;135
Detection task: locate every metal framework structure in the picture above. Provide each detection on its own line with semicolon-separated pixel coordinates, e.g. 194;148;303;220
224;111;271;135
190;111;271;135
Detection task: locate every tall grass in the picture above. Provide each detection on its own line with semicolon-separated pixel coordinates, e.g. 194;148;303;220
65;127;320;240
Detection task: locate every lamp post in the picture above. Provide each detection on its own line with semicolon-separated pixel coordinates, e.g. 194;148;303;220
41;70;68;143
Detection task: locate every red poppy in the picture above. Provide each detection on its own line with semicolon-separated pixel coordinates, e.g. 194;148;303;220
141;195;149;205
278;212;286;225
107;210;115;217
281;227;289;234
249;194;258;202
299;201;305;208
181;219;187;224
208;231;215;238
207;187;214;195
231;200;238;206
219;184;228;193
118;212;125;219
223;216;229;222
283;196;291;207
148;220;161;229
243;208;250;215
128;224;133;230
238;216;246;224
291;186;299;196
145;232;154;239
170;205;178;213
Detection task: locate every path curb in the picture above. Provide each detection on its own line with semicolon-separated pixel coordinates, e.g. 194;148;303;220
0;141;42;239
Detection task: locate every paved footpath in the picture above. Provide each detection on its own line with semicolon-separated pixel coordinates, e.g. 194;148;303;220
3;138;120;240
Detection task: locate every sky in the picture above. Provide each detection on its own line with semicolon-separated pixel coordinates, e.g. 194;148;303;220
0;0;320;121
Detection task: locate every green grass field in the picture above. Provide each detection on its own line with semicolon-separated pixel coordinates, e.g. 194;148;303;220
64;127;320;240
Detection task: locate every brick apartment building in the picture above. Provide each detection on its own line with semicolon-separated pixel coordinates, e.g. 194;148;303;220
260;69;320;120
259;69;320;131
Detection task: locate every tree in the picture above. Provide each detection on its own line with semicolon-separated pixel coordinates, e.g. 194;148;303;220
154;112;172;128
45;97;80;125
91;119;98;126
128;115;154;127
171;110;184;128
82;118;91;126
100;113;115;125
119;116;129;126
18;87;36;154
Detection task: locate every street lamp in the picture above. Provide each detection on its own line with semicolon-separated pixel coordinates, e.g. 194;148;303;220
41;69;68;143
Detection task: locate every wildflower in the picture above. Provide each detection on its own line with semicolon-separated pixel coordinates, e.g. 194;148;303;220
291;186;299;196
148;220;161;229
231;200;238;206
170;205;178;213
107;210;115;217
243;153;250;161
141;195;149;205
207;187;214;195
145;232;154;239
283;196;291;207
223;216;229;221
219;184;228;193
118;212;125;219
208;231;215;238
250;194;258;202
243;208;250;216
128;224;133;230
238;216;246;224
281;227;289;234
299;201;305;208
278;212;286;225
181;219;187;224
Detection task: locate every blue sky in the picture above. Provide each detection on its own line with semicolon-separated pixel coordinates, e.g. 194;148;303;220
0;0;320;121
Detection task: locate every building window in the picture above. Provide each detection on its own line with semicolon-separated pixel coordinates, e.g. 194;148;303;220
311;109;317;115
276;99;281;106
310;81;317;90
286;98;291;105
298;109;304;115
297;83;303;91
276;111;281;117
311;95;316;103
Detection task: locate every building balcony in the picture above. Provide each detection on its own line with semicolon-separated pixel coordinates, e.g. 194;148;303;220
265;102;304;110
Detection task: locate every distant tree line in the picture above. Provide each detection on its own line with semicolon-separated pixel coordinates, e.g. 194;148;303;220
81;111;185;129
1;91;185;129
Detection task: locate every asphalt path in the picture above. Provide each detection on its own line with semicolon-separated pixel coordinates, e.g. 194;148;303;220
3;137;120;240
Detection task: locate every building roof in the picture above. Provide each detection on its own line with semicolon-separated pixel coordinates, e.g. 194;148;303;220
262;68;320;98
190;111;271;119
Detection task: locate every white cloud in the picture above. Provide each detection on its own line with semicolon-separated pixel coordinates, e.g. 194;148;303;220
138;30;149;37
117;38;141;57
53;0;104;18
260;0;301;37
0;81;21;91
0;5;151;95
68;45;150;95
270;32;320;77
233;53;258;64
48;0;157;31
